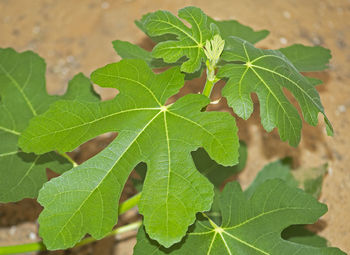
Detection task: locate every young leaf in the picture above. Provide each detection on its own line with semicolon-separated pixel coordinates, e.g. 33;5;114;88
0;48;98;202
143;7;212;73
20;59;239;249
279;44;332;72
134;180;345;255
218;37;333;146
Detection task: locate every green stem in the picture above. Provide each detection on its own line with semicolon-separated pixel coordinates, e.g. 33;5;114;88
75;221;142;248
0;193;142;254
0;242;46;255
58;151;78;167
202;61;219;98
119;192;141;215
202;78;215;98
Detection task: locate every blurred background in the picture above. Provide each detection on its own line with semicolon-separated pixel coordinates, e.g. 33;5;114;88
0;0;349;254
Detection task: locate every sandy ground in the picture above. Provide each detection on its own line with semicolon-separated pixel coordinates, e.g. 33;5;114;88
0;0;349;254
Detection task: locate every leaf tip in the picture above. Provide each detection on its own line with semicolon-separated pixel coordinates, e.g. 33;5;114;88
324;117;334;136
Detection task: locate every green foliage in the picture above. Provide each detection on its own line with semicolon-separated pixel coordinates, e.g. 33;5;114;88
206;16;269;44
218;37;333;146
120;7;333;147
20;59;239;249
279;44;332;72
244;160;298;198
192;141;247;188
135;180;345;255
117;7;269;74
112;40;170;69
133;141;247;192
143;6;211;73
247;159;329;199
0;48;98;202
0;5;342;255
282;225;329;248
293;163;329;199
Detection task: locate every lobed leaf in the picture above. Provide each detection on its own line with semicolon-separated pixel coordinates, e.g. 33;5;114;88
207;16;269;44
218;37;333;146
245;159;329;199
245;160;331;248
112;40;174;69
134;180;345;255
143;6;212;73
0;48;98;202
279;44;332;72
21;59;239;249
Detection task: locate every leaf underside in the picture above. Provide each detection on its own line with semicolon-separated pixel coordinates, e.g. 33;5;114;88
218;37;333;146
0;48;98;202
20;59;239;249
134;179;345;255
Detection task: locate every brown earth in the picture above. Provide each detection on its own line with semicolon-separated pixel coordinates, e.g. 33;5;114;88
0;0;349;254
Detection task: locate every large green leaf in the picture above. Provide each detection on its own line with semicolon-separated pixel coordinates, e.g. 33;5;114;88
218;37;333;146
20;59;239;249
207;17;269;44
0;48;98;202
279;44;331;72
134;180;345;255
245;159;330;247
143;7;212;73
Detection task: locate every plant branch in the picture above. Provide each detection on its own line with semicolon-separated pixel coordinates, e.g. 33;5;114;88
58;151;78;167
119;192;141;215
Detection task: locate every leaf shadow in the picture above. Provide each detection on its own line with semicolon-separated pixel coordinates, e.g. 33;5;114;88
281;220;328;247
